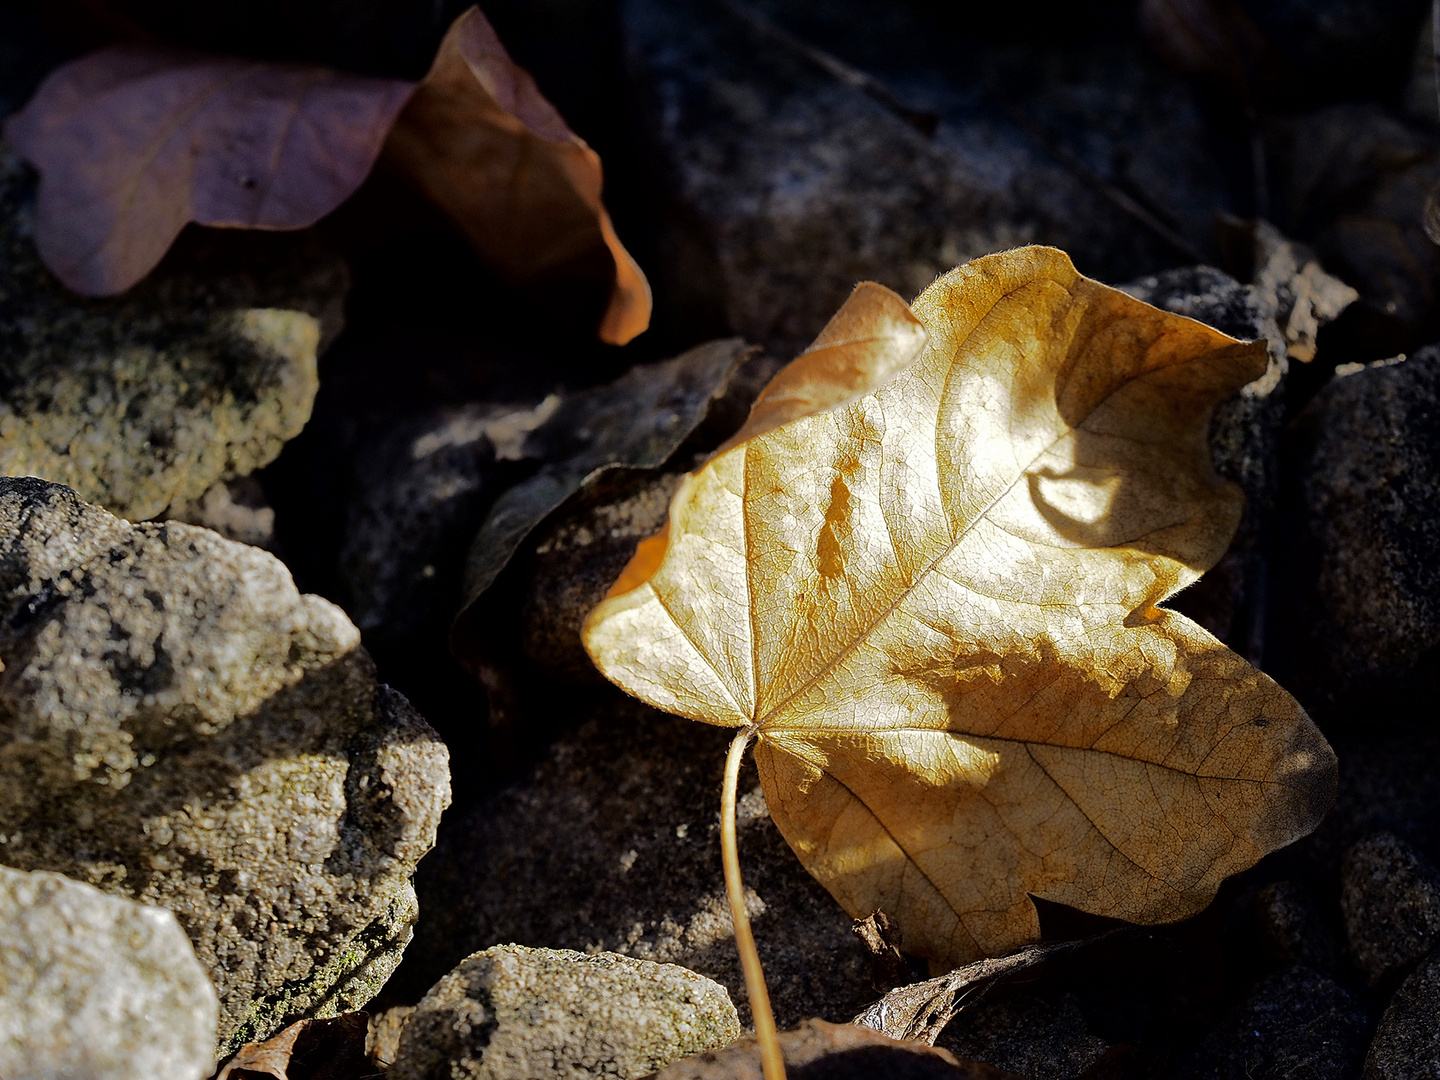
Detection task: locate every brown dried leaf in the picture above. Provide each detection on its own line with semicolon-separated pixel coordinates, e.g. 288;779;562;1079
646;1018;1016;1079
584;246;1337;972
217;1013;373;1080
3;49;413;295
384;7;651;345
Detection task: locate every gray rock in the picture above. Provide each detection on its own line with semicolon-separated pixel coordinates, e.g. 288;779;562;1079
1365;949;1440;1079
0;864;218;1080
0;146;347;522
0;477;451;1054
937;992;1109;1080
1341;834;1440;989
388;945;741;1080
399;700;874;1030
1279;345;1440;713
625;0;1221;358
1177;965;1369;1080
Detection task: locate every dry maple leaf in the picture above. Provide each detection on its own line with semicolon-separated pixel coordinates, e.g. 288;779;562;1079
584;246;1337;972
3;7;650;343
383;7;651;345
3;48;414;295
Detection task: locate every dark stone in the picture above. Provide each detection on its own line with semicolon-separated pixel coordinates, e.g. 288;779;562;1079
1254;880;1343;975
1364;949;1440;1079
1341;833;1440;990
1176;965;1370;1079
624;0;1225;358
937;991;1110;1080
1276;345;1440;717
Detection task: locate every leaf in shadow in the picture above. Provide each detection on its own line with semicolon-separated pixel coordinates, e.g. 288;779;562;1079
645;1018;1017;1079
217;1012;374;1080
384;6;651;345
451;338;754;666
3;49;413;295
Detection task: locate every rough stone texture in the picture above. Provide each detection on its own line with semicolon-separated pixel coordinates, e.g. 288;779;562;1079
650;1018;1012;1080
0;477;451;1054
937;992;1109;1080
1341;833;1440;989
0;146;347;521
1279;345;1440;714
1254;880;1343;975
340;402;513;643
1364;949;1440;1079
0;864;218;1080
521;470;685;681
388;945;741;1080
625;0;1222;358
1176;965;1370;1079
398;700;874;1029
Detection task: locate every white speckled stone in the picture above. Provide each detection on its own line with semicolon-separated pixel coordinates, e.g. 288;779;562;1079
0;864;218;1080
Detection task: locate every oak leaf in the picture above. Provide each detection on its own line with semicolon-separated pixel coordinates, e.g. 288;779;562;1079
583;246;1337;971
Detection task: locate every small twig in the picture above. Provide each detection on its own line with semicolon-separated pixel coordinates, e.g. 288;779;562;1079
716;0;939;136
722;726;786;1080
1003;108;1208;265
852;931;1115;1046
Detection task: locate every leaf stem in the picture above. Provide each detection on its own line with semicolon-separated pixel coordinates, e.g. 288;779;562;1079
722;726;787;1080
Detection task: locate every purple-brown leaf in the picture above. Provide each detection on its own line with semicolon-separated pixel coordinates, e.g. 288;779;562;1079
3;48;414;296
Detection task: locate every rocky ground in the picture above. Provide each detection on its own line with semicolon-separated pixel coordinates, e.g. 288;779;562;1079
1;0;1439;1078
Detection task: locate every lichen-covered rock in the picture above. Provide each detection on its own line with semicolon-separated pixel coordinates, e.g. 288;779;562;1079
162;476;277;550
1176;965;1369;1079
1341;833;1440;989
0;864;218;1080
0;146;346;521
1278;346;1440;714
1364;949;1440;1079
388;945;741;1080
0;477;450;1054
397;701;873;1029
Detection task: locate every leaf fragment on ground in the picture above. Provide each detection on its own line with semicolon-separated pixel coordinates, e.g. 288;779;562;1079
646;1017;1016;1079
3;49;413;295
584;246;1338;972
384;6;652;344
451;338;754;664
217;1012;372;1080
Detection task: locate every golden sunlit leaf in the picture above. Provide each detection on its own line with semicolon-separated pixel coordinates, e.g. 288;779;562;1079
583;246;1337;971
